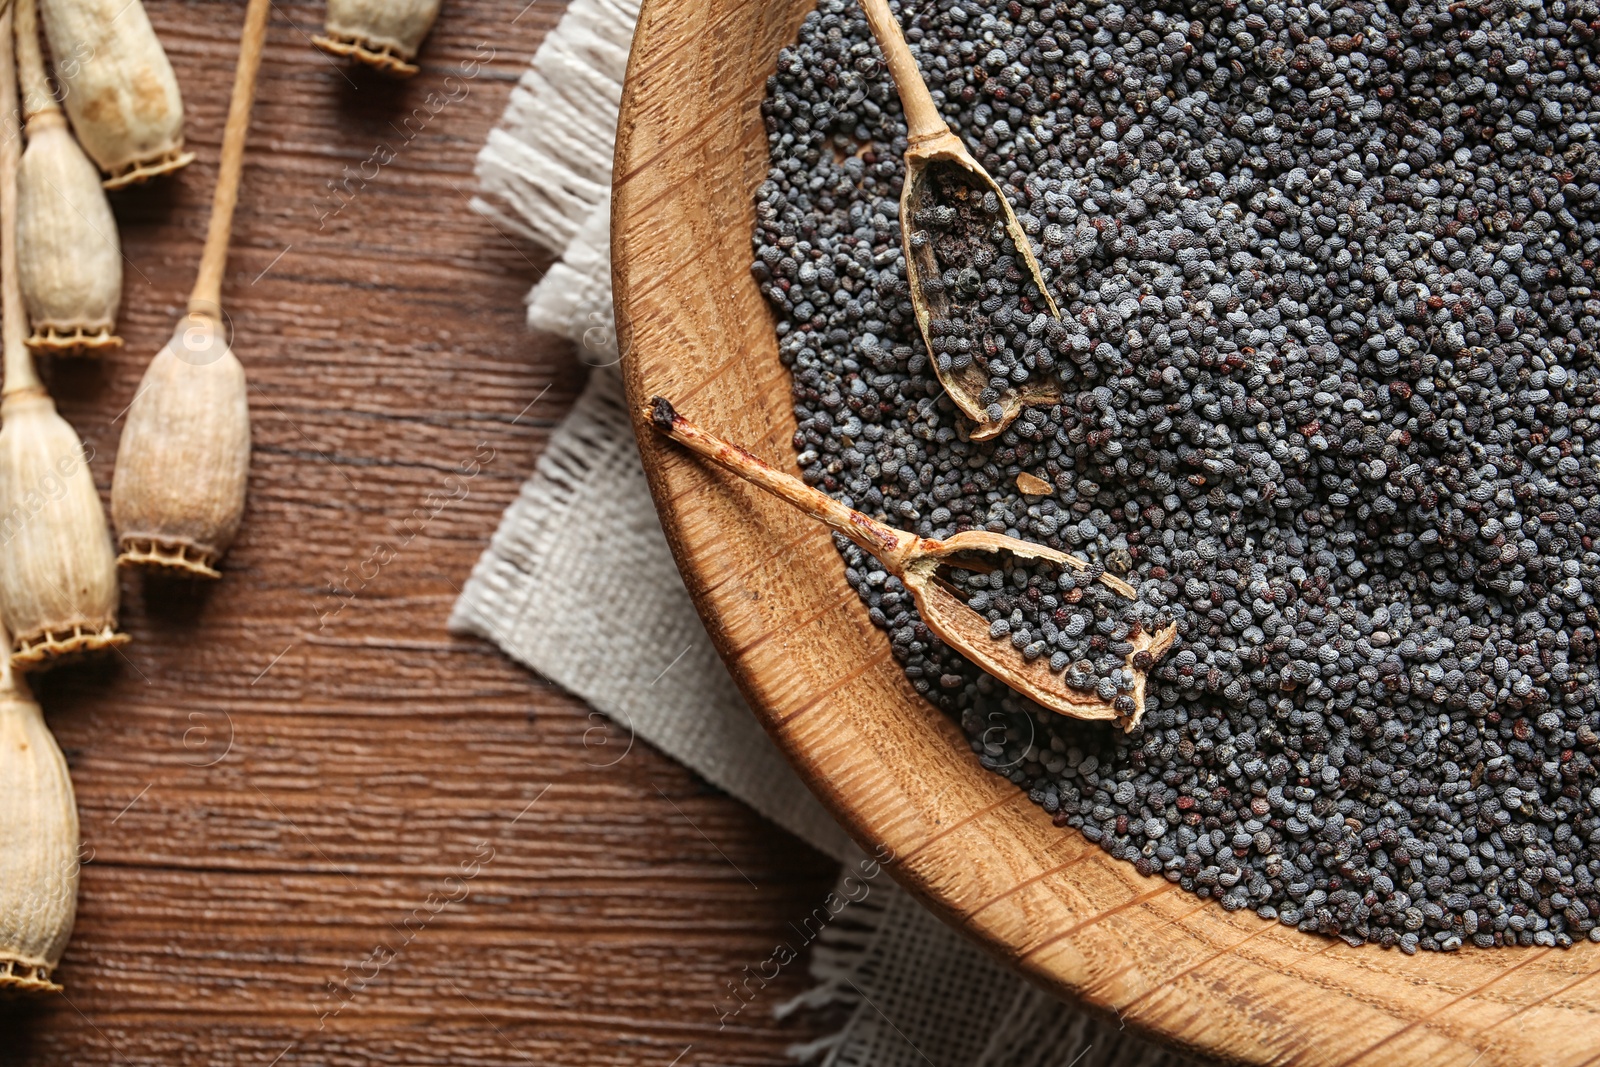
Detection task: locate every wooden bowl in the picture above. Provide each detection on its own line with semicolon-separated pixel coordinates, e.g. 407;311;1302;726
611;2;1600;1062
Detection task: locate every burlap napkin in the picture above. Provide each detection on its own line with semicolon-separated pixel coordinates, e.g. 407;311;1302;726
452;2;1197;1062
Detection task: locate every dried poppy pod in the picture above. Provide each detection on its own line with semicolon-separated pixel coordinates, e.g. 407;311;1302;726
0;390;128;664
112;0;267;578
0;11;127;667
314;0;442;76
112;310;249;577
0;624;81;993
15;0;122;354
39;0;194;188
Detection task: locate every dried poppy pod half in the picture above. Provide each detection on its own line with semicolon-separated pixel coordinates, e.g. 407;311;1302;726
0;634;80;993
314;0;443;77
112;310;250;578
857;0;1061;440
15;0;122;354
39;0;194;188
649;398;1177;727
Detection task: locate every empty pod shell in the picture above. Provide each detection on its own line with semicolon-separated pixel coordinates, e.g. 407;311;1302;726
39;0;194;187
314;0;442;77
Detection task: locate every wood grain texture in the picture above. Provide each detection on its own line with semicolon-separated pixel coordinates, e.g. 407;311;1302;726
609;0;1600;1064
1;1;842;1063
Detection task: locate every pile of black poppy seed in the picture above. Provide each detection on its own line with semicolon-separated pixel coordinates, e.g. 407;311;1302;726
915;164;1056;402
753;0;1600;952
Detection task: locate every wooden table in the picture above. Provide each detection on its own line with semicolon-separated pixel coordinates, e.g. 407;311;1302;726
0;2;841;1062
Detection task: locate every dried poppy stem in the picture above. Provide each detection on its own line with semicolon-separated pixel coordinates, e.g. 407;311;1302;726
111;0;269;579
648;397;1176;727
38;0;194;188
0;6;127;669
314;0;442;77
0;617;81;993
14;0;122;355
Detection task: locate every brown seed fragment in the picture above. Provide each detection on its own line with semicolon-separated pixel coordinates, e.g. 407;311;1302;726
1016;472;1052;496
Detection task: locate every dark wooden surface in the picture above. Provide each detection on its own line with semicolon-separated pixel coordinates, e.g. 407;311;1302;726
0;2;842;1062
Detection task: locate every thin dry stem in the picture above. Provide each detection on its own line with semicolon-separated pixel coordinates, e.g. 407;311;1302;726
14;0;57;123
857;0;948;146
0;4;41;397
649;396;916;569
191;0;271;315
